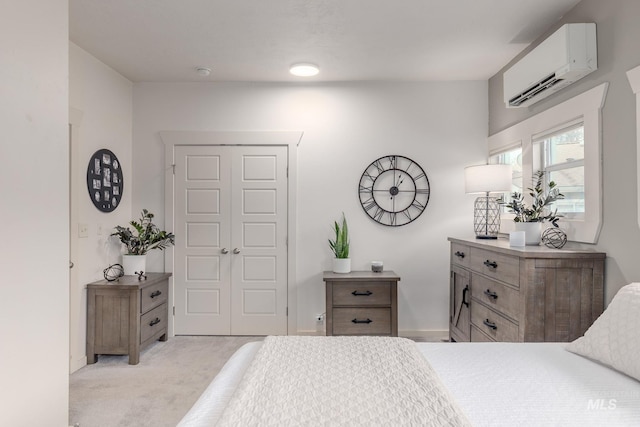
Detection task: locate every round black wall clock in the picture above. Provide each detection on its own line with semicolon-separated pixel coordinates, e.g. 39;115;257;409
358;155;430;226
86;148;123;213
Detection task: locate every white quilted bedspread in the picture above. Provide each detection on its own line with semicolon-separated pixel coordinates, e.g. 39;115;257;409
216;336;470;426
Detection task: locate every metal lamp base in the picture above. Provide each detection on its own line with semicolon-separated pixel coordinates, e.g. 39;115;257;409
473;195;501;239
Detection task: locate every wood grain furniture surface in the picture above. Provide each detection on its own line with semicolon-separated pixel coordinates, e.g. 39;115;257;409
86;272;172;365
448;237;605;343
323;270;400;336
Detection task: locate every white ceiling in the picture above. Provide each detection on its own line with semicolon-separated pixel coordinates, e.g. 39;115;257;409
69;0;582;83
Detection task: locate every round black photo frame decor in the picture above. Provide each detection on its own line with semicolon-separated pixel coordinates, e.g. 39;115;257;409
86;148;123;213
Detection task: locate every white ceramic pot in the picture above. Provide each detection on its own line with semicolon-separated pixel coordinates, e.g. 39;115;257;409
515;222;542;246
122;254;147;275
332;258;351;274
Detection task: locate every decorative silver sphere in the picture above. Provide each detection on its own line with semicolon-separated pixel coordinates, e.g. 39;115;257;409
103;264;125;281
542;227;567;249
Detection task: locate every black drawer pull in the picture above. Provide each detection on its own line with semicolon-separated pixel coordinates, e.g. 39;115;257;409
483;260;498;269
150;290;162;298
352;318;373;324
483;319;497;330
149;317;161;327
454;251;465;259
352;290;373;296
483;289;498;299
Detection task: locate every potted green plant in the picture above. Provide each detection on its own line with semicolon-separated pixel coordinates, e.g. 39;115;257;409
328;213;350;273
499;171;564;245
111;209;175;275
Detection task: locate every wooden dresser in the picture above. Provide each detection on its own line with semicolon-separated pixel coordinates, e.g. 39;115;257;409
324;271;400;336
86;273;171;365
448;237;605;343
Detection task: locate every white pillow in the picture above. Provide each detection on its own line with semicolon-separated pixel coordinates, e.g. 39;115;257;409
566;282;640;381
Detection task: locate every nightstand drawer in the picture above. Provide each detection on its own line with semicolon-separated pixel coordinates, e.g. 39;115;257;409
332;283;391;306
470;248;520;286
140;303;168;344
332;308;391;335
140;280;168;314
450;243;470;268
471;302;518;342
471;273;520;321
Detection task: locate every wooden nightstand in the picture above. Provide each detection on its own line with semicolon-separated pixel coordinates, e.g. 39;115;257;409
323;271;400;336
86;272;171;365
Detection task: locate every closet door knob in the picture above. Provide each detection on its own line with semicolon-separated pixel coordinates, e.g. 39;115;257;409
221;248;229;254
233;248;241;254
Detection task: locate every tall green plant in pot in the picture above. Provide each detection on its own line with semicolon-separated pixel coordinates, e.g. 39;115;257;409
111;209;175;275
499;171;564;245
329;213;350;273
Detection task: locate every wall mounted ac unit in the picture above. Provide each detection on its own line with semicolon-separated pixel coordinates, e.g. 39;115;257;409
503;23;597;108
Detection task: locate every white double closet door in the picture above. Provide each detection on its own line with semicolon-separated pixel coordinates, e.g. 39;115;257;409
173;145;288;335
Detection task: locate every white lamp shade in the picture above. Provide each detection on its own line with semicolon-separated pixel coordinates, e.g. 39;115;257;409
464;164;512;194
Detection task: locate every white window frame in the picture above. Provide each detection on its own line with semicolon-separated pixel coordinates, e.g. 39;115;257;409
489;143;523;213
488;83;608;243
532;119;585;220
626;66;640;229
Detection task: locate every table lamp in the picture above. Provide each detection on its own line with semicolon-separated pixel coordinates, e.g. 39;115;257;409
464;164;512;239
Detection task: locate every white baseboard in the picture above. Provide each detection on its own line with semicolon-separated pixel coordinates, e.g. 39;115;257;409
296;330;325;336
69;355;87;374
398;329;449;342
294;329;449;342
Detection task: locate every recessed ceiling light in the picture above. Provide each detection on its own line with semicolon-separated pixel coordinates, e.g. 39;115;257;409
289;63;320;77
196;67;211;77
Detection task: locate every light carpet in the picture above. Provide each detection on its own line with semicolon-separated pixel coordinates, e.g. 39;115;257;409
69;336;263;427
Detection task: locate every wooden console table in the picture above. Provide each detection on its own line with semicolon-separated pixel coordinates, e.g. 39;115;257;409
86;272;171;365
324;270;400;336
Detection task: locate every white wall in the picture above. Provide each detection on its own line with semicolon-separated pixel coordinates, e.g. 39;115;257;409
488;0;640;303
0;1;69;425
133;81;487;335
69;42;133;372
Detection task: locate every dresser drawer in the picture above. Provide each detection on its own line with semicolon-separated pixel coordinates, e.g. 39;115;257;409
332;308;391;335
470;248;520;286
471;273;520;321
470;325;495;342
332;283;391;306
140;280;168;314
451;243;471;269
140;303;168;344
471;302;519;342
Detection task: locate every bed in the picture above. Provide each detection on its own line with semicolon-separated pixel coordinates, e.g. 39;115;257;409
178;284;640;426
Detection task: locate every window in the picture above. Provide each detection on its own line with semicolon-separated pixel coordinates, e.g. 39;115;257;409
490;145;523;195
490;145;522;213
533;121;584;219
488;83;608;243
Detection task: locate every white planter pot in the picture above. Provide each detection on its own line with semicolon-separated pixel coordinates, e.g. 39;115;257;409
122;254;147;275
332;258;351;274
515;222;542;246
